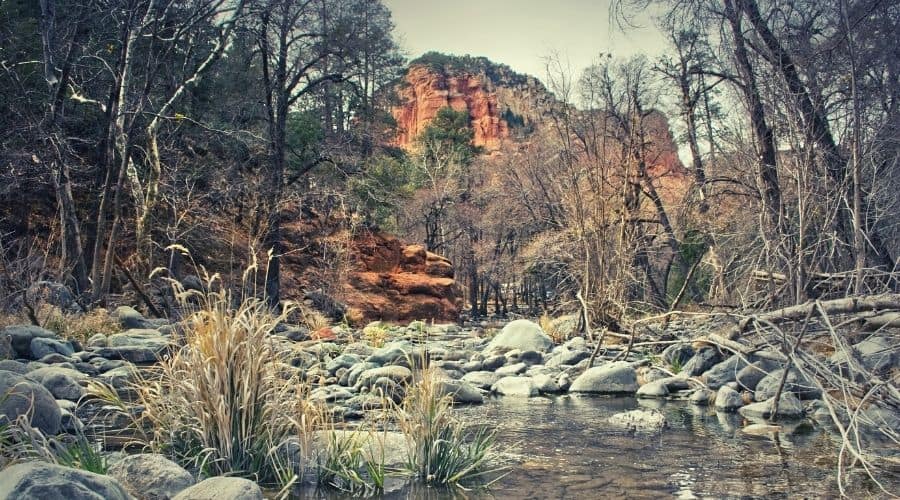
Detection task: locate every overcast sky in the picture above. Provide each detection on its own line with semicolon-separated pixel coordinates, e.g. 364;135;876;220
382;0;669;83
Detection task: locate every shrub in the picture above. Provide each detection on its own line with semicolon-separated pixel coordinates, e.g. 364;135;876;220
136;282;303;485
395;366;498;486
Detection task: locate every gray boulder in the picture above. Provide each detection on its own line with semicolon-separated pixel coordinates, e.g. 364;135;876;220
545;347;590;368
325;354;361;375
461;371;501;390
661;343;694;368
354;365;412;390
0;359;29;374
689;388;715;406
112;306;155;329
25;281;81;313
681;347;723;377
0;370;61;434
435;379;484;404
172;477;263;500
2;325;58;358
532;373;562;393
108;453;195;500
702;355;751;389
485;320;553;353
30;337;75;360
755;369;821;400
714;386;744;412
0;461;130;499
495;362;527;376
736;359;781;391
491;376;539;397
25;367;86;401
739;392;804;420
569;362;638;393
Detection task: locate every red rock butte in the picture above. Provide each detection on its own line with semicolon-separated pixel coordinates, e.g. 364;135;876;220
392;65;509;150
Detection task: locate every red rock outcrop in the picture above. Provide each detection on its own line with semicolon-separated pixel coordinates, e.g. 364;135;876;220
344;232;463;323
392;65;508;150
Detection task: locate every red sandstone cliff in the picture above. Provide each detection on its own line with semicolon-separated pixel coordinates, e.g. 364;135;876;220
392;65;509;150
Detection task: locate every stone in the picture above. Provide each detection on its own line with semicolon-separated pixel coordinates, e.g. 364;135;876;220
661;343;694;368
569;362;638;393
112;306;155;329
97;365;138;390
25;367;86;401
355;365;413;390
435;379;484;404
495;362;527;376
485;320;553;354
741;423;782;437
739;392;804;420
0;461;130;499
2;325;58;358
681;347;723;377
491;376;539;397
30;337;75;359
172;477;263;500
532;373;562;393
545;347;589;368
636;379;669;398
94;346;162;364
714;386;744;412
606;409;668;433
851;335;895;374
25;281;81;313
365;342;413;366
702;355;751;389
326;354;362;375
689;388;715;405
755;369;821;400
344;362;378;387
461;371;501;390
108;453;195;500
736;359;781;391
0;359;29;374
60;407;84;433
0;334;13;361
0;369;61;434
518;350;543;365
309;385;355;403
481;354;507;371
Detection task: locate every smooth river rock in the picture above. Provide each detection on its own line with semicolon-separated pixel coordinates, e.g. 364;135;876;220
569;362;638;393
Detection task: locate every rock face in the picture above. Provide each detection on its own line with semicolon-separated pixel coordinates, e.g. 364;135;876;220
393;64;509;150
343;231;463;323
0;461;131;500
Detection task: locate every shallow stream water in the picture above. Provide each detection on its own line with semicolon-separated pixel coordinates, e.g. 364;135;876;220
302;394;898;499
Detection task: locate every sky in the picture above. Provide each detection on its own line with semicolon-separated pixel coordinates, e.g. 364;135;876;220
382;0;669;83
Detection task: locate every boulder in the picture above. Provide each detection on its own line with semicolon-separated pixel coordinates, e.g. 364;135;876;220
755;369;821;400
689;388;715;406
545;347;589;368
736;359;781;391
485;320;553;354
0;334;14;361
661;343;694;368
0;359;29;374
714;386;744;412
701;355;751;389
495;362;527;376
681;347;723;377
172;477;263;500
739;392;804;420
112;306;155;329
569;362;638;393
30;337;75;360
325;354;362;375
0;369;61;434
491;376;539;397
435;379;484;404
355;365;412;390
0;461;130;499
24;367;86;401
108;453;195;500
636;379;669;398
532;373;562;393
606;409;668;433
461;371;501;390
2;325;58;359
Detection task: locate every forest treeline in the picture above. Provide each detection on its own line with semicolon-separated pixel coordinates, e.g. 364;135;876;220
1;0;898;324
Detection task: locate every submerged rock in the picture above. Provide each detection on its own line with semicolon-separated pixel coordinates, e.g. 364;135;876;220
607;409;668;432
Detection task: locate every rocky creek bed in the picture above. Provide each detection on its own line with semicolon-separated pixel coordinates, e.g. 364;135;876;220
1;306;898;498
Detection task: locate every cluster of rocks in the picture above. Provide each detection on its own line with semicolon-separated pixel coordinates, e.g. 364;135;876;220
1;298;896;498
0;458;263;500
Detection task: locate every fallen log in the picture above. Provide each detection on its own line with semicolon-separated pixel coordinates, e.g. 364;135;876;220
727;293;900;340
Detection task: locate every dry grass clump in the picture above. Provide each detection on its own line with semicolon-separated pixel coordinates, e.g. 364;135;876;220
362;322;390;348
538;312;569;344
301;308;331;332
394;366;498;486
136;281;304;485
343;307;365;327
